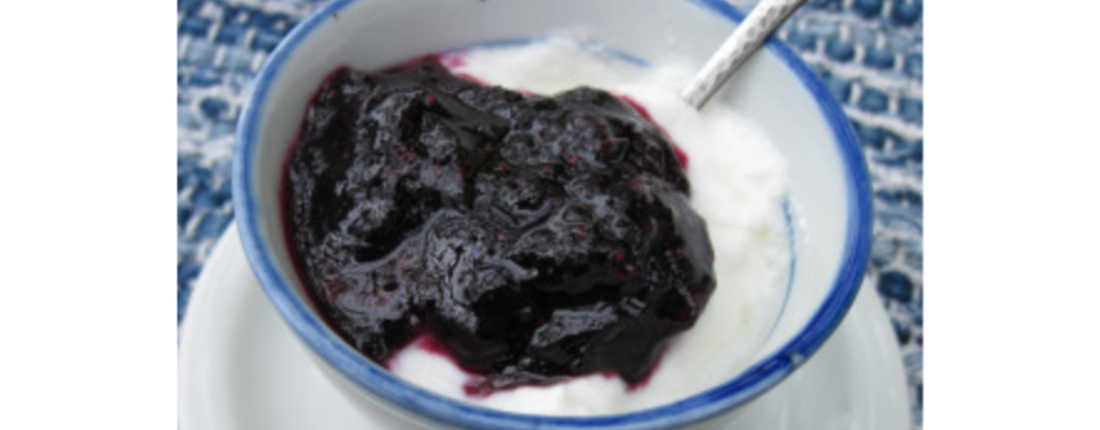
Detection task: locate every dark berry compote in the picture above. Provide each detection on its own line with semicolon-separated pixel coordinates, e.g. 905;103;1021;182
284;60;716;394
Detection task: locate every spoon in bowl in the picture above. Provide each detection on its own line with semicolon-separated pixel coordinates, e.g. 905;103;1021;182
681;0;807;109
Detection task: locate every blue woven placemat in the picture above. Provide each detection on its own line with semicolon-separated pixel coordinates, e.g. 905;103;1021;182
177;0;922;427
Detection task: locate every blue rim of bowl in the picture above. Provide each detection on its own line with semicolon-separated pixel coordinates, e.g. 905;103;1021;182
232;0;872;428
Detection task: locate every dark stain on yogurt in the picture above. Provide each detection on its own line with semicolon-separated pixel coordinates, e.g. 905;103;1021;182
282;59;714;394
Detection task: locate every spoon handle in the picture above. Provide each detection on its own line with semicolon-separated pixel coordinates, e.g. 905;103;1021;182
680;0;806;109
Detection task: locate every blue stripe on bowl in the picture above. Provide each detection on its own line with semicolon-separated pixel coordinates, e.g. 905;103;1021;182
232;0;872;428
762;198;800;341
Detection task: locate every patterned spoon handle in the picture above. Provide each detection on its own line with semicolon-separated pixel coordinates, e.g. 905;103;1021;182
680;0;806;109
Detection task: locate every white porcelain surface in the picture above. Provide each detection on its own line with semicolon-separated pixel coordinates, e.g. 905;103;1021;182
235;1;870;425
179;225;906;429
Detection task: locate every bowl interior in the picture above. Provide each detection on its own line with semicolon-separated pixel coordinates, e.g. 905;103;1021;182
234;0;868;428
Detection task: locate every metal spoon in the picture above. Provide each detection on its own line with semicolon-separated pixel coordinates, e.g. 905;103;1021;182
681;0;807;109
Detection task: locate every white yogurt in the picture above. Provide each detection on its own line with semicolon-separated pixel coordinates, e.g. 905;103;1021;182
388;38;792;415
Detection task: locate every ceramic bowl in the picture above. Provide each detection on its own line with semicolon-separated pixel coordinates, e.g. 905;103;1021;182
232;0;872;428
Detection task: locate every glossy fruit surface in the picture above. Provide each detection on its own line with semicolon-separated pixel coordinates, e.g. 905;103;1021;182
284;61;715;393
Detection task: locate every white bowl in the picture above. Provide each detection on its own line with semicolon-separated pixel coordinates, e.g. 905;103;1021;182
232;0;872;428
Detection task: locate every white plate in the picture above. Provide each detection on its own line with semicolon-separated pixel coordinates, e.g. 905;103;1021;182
179;224;909;429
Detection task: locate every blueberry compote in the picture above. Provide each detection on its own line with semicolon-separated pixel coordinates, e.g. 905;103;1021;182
284;60;715;394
